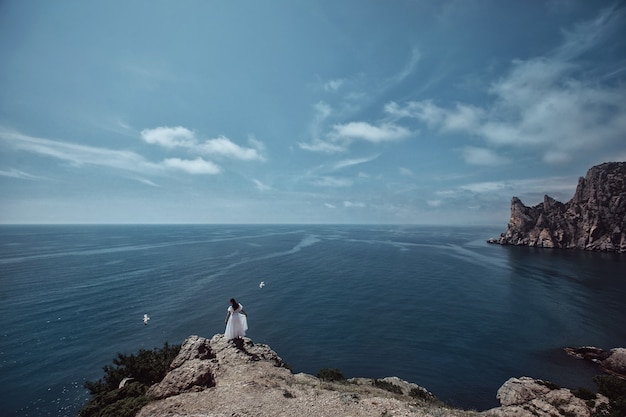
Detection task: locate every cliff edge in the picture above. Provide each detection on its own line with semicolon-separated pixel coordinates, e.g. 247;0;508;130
489;162;626;252
133;335;611;417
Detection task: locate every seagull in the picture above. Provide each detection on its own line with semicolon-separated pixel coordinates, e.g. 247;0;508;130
259;281;265;289
119;377;134;389
143;313;150;325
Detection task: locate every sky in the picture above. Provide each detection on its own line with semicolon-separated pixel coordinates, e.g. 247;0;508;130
1;1;625;225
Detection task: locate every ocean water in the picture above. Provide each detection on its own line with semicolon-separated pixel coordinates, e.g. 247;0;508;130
1;224;625;416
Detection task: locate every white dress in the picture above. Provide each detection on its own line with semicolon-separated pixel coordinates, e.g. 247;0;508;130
224;304;248;339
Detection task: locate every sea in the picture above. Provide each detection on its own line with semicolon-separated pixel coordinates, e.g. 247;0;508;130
1;224;625;416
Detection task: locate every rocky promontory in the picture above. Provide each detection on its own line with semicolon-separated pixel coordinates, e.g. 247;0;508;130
132;334;612;417
489;162;626;252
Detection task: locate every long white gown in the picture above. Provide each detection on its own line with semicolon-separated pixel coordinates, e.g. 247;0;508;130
224;304;248;339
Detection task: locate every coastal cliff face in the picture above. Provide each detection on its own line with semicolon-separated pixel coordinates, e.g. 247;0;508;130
134;335;610;417
490;162;626;252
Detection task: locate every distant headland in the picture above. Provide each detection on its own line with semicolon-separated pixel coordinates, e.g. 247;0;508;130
488;162;626;253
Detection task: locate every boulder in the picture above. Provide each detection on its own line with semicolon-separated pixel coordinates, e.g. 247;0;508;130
603;348;626;376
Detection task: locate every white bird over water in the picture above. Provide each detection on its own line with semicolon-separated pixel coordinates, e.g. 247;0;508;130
119;377;134;389
259;281;265;289
143;313;150;325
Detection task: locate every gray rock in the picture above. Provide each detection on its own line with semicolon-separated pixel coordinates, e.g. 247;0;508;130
564;346;626;377
603;348;626;376
484;377;609;417
489;162;626;252
146;359;215;400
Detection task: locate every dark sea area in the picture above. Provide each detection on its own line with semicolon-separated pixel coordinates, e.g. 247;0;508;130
1;224;625;416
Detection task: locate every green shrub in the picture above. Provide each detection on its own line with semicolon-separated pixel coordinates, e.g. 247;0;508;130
79;342;180;417
409;387;433;401
372;379;403;394
593;375;626;417
317;368;345;382
572;387;596;401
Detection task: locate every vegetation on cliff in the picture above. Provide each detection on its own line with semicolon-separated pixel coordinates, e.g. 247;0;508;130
79;342;180;417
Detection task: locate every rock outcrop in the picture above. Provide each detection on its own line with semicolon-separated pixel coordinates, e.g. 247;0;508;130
564;346;626;377
483;377;609;417
138;334;476;417
489;162;626;252
135;334;615;417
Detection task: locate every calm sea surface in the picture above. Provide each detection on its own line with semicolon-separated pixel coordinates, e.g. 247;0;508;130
1;225;625;416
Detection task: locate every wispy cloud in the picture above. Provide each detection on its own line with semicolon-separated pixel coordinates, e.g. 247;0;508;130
387;47;421;86
324;78;345;92
384;6;626;165
331;155;378;171
300;47;420;154
343;200;365;208
0;128;222;176
133;177;161;187
0;168;42;180
462;147;510;166
310;176;353;188
253;178;271;191
439;176;578;198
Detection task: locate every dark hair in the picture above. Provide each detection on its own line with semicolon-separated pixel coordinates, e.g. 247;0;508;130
230;298;239;310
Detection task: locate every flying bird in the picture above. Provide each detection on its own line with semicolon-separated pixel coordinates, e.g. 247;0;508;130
259;281;265;289
119;377;134;389
143;313;150;325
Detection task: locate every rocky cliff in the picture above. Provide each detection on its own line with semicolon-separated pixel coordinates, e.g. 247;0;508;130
489;162;626;252
133;334;611;417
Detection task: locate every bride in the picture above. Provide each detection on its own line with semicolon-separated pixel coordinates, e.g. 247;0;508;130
224;298;248;340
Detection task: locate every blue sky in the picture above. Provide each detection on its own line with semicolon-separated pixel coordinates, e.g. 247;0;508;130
1;1;625;224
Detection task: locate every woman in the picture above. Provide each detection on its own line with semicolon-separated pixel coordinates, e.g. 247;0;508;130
224;298;248;340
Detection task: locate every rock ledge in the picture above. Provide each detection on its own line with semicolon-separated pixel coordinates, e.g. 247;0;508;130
136;335;613;417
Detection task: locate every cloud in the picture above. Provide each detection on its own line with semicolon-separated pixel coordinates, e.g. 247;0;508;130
141;126;265;161
299;102;348;153
324;203;336;209
162;157;221;174
198;136;265;161
330;121;411;143
399;167;414;177
462;147;510;166
344;201;365;208
310;176;353;187
324;78;345;92
452;176;577;196
557;3;624;61
298;140;346;153
387;47;421;86
386;7;626;165
134;177;161;187
0;169;41;180
253;178;271;191
427;199;442;207
141;126;196;148
332;155;378;171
